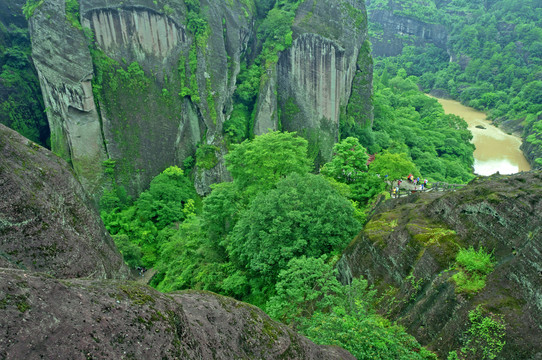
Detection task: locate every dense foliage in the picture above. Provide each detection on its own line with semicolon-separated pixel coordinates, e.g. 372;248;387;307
225;130;312;195
102;166;199;267
357;71;475;183
264;257;437;359
369;0;542;166
228;173;360;292
0;21;49;146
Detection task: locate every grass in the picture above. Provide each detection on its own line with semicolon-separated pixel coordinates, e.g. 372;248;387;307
452;246;495;294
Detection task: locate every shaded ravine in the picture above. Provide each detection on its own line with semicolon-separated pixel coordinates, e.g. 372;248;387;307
431;97;531;175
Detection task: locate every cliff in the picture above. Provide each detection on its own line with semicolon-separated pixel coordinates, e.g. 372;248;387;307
337;171;542;359
262;0;373;167
28;0;372;196
0;124;128;279
366;0;447;57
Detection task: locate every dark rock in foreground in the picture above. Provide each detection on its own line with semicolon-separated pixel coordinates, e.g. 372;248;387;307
0;269;355;359
0;124;128;279
338;171;542;359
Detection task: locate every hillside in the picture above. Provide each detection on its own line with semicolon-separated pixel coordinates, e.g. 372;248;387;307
367;0;542;169
338;171;542;359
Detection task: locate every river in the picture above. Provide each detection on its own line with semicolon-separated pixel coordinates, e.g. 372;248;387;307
432;97;531;176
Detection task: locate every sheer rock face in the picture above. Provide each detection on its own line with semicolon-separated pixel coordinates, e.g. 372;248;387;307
28;0;372;196
29;0;107;196
366;0;448;57
0;271;356;359
0;124;128;279
337;171;542;359
254;0;372;166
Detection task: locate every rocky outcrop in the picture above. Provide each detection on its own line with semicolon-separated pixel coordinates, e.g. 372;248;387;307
0;270;355;359
29;0;107;196
28;0;372;196
0;124;128;279
338;171;542;359
367;0;448;57
255;0;372;166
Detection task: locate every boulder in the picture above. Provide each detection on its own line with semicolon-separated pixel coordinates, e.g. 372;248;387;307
0;270;355;359
0;124;128;279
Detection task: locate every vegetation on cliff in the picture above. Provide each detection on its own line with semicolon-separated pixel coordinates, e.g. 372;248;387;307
100;130;446;358
0;15;49;147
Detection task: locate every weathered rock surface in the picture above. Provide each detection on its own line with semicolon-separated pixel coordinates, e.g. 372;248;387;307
29;0;107;196
367;0;448;56
0;269;355;359
338;171;542;359
0;124;128;279
267;0;372;166
28;0;372;196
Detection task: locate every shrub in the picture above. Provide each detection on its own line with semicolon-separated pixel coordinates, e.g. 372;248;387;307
452;247;495;294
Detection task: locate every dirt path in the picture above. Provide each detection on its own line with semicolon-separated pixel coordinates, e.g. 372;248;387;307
136;268;156;285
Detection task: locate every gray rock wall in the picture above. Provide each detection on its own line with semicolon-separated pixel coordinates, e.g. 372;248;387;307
29;0;107;196
254;0;372;165
29;0;371;196
369;8;447;56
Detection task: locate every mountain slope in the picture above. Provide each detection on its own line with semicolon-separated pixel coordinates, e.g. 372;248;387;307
338;171;542;359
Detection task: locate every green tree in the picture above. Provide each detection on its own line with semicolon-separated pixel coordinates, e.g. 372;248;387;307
227;173;360;292
101;166;199;267
296;277;437;360
321;137;369;183
266;256;343;325
225;131;312;196
369;151;419;180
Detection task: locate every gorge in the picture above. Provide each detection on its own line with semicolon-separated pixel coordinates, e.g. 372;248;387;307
1;0;542;359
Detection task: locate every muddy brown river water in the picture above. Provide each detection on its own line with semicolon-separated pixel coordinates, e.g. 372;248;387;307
432;97;531;176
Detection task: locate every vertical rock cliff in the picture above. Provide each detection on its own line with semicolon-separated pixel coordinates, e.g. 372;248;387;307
28;0;372;196
29;0;107;195
255;0;373;166
366;0;448;57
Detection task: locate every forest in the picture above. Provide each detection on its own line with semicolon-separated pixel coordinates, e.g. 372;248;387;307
1;0;537;358
368;0;542;165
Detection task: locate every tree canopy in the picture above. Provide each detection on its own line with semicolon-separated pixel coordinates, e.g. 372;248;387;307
227;172;360;291
225;131;312;196
369;151;420;180
321;137;369;183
